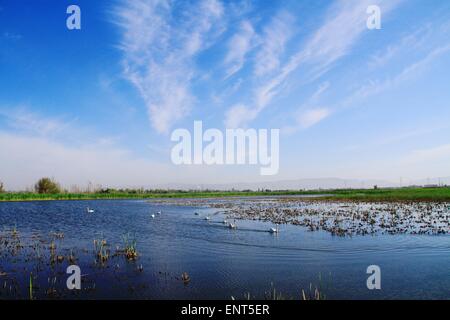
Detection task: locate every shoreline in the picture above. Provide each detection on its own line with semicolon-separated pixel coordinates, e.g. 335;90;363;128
0;187;449;203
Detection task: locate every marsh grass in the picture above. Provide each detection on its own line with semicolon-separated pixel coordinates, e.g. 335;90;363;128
0;187;449;202
265;284;288;300
233;274;330;301
121;233;138;261
29;273;34;300
12;224;19;238
301;283;326;300
94;236;109;263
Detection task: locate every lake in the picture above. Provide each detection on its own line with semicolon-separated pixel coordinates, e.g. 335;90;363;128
0;199;449;300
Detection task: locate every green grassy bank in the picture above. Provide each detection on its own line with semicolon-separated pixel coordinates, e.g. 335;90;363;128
0;187;449;202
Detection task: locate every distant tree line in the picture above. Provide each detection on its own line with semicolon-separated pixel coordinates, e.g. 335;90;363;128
0;179;290;195
1;177;450;200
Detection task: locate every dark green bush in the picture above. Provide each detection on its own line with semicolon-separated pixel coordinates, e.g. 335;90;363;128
34;178;61;194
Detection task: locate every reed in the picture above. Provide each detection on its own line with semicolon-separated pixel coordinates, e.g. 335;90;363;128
0;187;449;202
94;236;109;263
121;233;138;261
29;273;33;300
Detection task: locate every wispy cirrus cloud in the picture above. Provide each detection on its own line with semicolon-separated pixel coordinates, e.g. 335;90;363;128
297;108;331;130
280;31;450;135
254;11;294;77
224;20;255;78
224;103;258;128
113;0;224;134
343;43;450;106
368;24;432;69
309;81;330;104
0;107;71;137
225;0;403;128
282;82;332;134
0;106;122;148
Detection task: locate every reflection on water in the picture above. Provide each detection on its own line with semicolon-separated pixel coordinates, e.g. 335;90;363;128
0;199;449;300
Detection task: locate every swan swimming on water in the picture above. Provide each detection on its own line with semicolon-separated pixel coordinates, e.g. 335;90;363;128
86;208;94;213
269;224;279;234
228;220;237;229
151;214;155;218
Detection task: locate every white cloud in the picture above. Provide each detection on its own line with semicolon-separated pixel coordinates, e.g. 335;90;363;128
368;24;432;69
226;0;403;127
114;0;224;134
282;82;332;134
0;107;120;147
0;108;70;137
224;103;258;128
395;44;450;81
0;108;273;190
224;20;255;78
297;108;331;129
309;81;330;103
0;131;174;190
254;11;294;77
344;43;450;106
254;0;374;109
0;130;274;190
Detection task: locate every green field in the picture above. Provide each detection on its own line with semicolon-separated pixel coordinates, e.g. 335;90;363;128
0;187;449;202
316;187;450;201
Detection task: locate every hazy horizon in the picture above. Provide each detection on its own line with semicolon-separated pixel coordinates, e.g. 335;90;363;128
3;175;449;193
1;0;450;190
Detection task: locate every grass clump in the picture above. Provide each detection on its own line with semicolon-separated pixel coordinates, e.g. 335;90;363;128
121;233;138;261
94;236;109;263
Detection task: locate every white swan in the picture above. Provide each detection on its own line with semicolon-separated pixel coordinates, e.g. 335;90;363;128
157;211;162;215
86;207;94;213
269;224;279;234
228;220;237;229
151;214;155;218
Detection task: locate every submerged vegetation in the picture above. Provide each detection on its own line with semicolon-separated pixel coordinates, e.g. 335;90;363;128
1;223;332;300
0;225;147;299
0;186;450;202
1;198;449;300
166;197;450;236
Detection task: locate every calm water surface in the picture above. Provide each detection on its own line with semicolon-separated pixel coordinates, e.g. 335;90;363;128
0;199;449;299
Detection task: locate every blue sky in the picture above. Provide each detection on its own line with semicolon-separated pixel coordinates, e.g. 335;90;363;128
1;0;450;190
